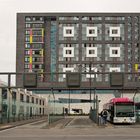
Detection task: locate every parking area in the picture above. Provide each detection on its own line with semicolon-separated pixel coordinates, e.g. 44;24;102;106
66;116;96;128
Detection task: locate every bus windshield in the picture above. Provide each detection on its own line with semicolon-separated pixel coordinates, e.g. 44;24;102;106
116;103;134;117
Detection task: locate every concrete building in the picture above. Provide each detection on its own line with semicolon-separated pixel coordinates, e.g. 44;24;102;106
0;80;47;123
16;13;140;113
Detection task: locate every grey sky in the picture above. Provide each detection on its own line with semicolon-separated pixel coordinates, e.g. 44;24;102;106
0;0;140;73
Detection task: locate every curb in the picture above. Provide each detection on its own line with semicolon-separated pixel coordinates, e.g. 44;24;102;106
0;118;47;131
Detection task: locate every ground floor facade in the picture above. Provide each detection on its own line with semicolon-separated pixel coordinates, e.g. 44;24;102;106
39;90;140;114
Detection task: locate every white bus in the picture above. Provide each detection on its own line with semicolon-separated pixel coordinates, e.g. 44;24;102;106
103;97;136;124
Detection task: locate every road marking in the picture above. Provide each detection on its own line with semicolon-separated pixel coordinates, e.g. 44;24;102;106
0;119;47;133
0;126;17;133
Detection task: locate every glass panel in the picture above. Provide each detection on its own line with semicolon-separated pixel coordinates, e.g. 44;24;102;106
47;93;64;124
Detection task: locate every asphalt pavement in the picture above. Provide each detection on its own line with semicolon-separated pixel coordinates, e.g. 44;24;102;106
0;116;140;140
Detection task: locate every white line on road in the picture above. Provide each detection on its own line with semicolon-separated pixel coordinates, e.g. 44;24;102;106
0;127;17;133
0;119;47;133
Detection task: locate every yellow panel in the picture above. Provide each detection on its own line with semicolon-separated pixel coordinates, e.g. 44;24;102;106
42;28;44;37
135;64;138;71
30;36;32;43
29;57;32;63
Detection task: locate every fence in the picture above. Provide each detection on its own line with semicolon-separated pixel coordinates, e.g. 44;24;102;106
89;95;100;124
47;90;64;125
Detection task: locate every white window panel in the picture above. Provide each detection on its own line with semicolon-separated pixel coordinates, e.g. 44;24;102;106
109;27;120;37
86;27;98;37
63;27;74;37
110;67;120;72
63;68;74;78
63;47;74;57
86;67;98;78
86;47;97;57
109;47;120;57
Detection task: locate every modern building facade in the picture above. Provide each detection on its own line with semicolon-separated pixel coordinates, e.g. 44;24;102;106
16;13;140;88
16;13;140;113
0;81;47;123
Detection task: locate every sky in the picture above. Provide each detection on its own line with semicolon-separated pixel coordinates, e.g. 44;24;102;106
0;0;140;80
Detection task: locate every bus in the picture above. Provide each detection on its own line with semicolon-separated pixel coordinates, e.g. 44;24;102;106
103;97;136;124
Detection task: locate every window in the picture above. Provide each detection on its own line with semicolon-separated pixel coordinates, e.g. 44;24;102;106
32;36;43;42
25;44;30;48
89;29;95;34
33;17;36;21
86;47;97;57
43;100;45;105
32;97;34;103
33;64;40;69
86;27;97;37
26;24;31;28
63;27;74;37
63;67;74;78
110;67;120;72
33;50;40;55
25;30;30;35
59;16;79;20
63;47;74;57
2;89;7;99
26;96;30;103
109;47;120;57
66;50;72;54
32;24;43;28
36;98;38;104
25;64;29;69
82;17;102;20
25;37;30;42
109;27;120;37
25;17;31;21
32;44;43;49
112;50;118;54
66;29;72;34
12;92;16;100
40;100;42;105
112;29;118;34
25;50;30;55
20;94;24;102
25;57;29;62
40;17;44;21
89;50;95;54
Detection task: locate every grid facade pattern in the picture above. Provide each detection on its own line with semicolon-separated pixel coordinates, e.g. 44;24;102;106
16;13;140;88
24;17;45;81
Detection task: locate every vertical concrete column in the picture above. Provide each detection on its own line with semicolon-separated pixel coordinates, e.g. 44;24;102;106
7;89;12;122
16;89;20;120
